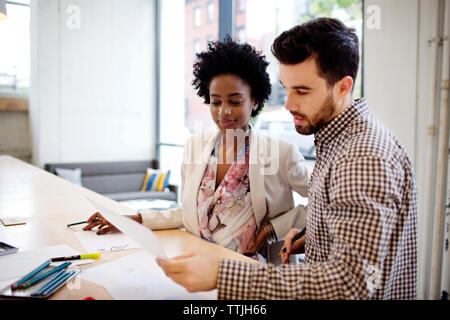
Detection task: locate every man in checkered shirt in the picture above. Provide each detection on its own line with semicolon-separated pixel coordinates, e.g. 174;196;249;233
157;17;418;300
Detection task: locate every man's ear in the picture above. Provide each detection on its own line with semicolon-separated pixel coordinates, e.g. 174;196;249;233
335;76;354;100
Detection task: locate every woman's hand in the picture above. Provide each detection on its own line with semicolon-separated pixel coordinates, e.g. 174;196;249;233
242;221;274;257
279;228;306;264
82;212;142;235
242;229;267;257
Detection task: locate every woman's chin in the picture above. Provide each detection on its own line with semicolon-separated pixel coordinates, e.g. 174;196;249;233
217;123;237;132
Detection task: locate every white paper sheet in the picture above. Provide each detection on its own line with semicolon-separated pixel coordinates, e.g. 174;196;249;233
74;231;141;253
0;244;94;282
86;197;167;259
81;251;216;300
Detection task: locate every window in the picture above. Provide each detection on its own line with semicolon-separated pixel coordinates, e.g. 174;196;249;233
159;0;219;186
193;39;201;56
0;0;30;95
194;6;202;27
237;0;246;13
236;26;245;43
206;34;215;44
207;2;214;23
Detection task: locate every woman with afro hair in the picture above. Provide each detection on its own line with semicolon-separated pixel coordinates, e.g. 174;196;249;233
84;37;310;262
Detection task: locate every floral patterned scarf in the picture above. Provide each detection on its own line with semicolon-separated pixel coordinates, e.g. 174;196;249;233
197;133;258;254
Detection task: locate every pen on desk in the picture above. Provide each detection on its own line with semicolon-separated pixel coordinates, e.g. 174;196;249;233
18;262;72;289
67;217;100;227
280;226;306;255
11;260;51;290
50;253;101;262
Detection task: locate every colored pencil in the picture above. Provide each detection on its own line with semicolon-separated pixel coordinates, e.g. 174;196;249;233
40;270;76;297
31;269;66;296
67;217;100;227
11;260;50;290
18;262;71;289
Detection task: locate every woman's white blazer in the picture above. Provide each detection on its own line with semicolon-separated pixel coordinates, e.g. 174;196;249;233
140;128;310;239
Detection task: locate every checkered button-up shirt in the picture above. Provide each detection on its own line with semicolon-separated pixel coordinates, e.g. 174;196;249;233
217;98;418;300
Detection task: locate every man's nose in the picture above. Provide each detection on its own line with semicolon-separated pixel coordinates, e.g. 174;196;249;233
284;90;297;113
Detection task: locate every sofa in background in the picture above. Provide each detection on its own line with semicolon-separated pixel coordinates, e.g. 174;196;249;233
44;160;178;203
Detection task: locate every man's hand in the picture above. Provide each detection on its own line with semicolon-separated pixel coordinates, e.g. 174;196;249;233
156;253;220;292
280;228;306;264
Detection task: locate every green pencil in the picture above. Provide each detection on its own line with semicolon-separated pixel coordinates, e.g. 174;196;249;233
67;217;100;227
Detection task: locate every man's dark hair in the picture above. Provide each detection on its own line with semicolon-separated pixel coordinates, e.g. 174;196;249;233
192;35;271;117
271;17;359;88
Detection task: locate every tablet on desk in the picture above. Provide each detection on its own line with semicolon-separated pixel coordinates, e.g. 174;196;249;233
0;242;19;256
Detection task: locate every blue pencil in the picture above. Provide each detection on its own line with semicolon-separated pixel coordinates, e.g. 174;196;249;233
11;260;51;290
31;269;66;296
40;270;76;297
18;262;71;289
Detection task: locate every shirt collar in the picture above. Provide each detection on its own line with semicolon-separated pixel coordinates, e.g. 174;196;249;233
314;97;368;147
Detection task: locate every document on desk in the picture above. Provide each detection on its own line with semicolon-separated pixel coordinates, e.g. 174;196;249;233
81;251;216;300
86;197;167;259
74;231;141;253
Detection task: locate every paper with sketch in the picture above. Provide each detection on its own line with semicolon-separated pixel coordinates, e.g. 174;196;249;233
81;251;216;300
86;197;167;259
0;244;94;282
74;231;141;253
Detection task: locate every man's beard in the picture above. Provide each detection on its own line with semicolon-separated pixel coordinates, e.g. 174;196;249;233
293;93;336;136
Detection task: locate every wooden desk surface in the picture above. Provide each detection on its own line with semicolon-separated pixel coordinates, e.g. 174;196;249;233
0;155;259;299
